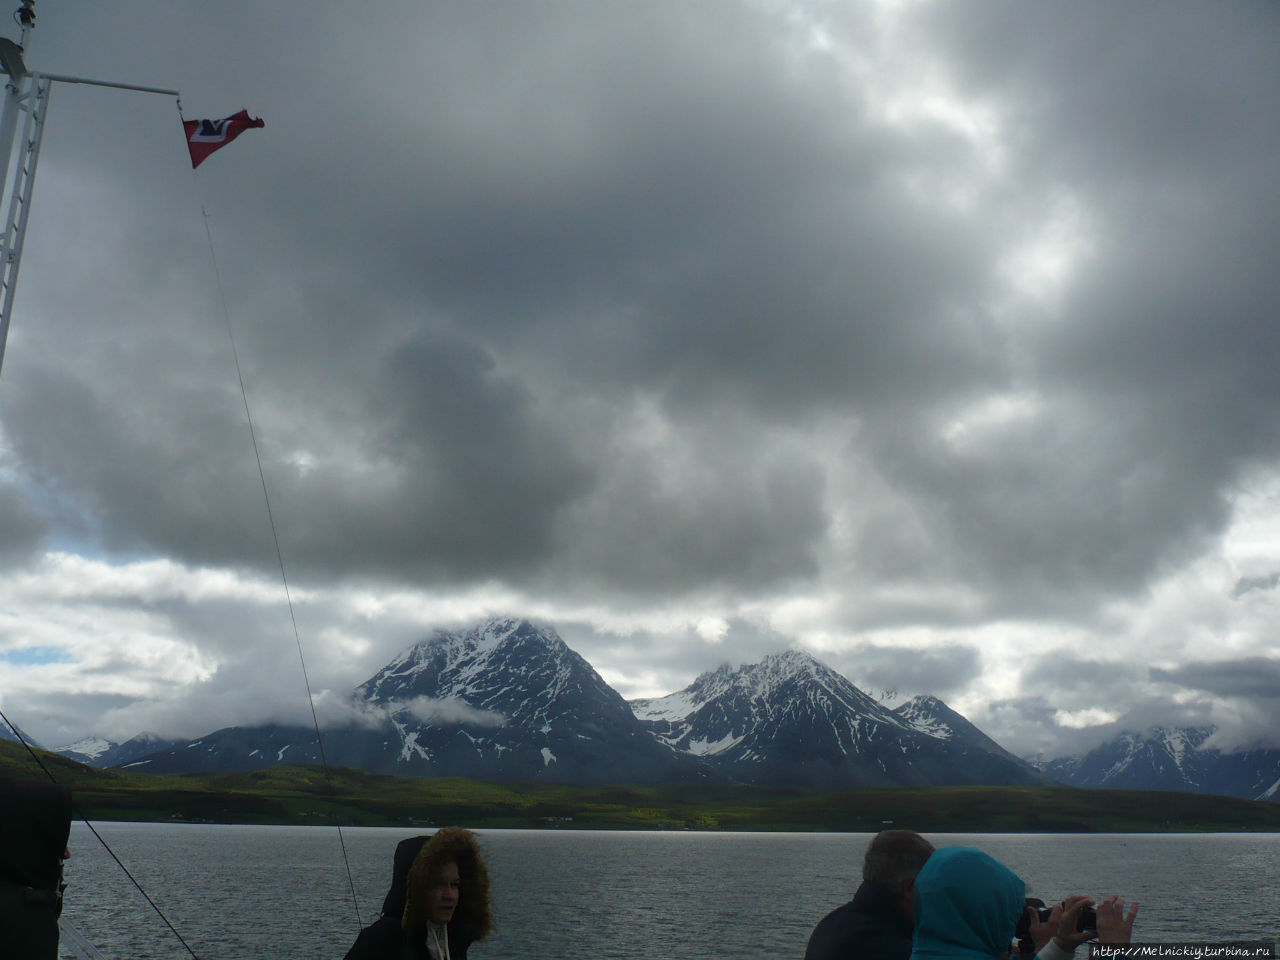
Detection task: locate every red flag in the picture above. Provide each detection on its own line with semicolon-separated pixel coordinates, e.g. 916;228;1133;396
182;109;265;169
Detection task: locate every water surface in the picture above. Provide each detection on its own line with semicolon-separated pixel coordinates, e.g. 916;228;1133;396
60;824;1280;959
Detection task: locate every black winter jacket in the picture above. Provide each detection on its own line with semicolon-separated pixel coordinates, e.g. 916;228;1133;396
342;915;479;960
0;777;72;960
804;880;914;960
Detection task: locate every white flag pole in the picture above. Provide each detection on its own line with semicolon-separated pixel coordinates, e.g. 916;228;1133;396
0;0;178;380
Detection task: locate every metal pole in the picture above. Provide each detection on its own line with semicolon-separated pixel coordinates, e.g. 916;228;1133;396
37;72;178;97
0;69;178;379
0;71;24;236
0;0;35;379
0;72;32;378
0;73;48;376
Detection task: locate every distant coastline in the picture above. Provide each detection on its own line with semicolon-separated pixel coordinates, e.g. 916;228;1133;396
5;738;1280;832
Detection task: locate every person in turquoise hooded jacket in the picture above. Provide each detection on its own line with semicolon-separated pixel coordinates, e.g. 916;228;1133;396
908;847;1136;960
911;847;1028;960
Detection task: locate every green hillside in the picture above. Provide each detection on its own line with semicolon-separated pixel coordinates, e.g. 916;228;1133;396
4;738;1279;831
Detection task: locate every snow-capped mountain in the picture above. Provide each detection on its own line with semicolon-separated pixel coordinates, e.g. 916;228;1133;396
54;733;183;768
104;619;1045;788
124;618;693;783
892;695;1032;768
347;616;691;782
0;720;41;748
1033;726;1280;801
631;651;1047;788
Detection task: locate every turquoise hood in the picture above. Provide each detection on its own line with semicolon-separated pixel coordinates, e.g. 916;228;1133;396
910;846;1025;960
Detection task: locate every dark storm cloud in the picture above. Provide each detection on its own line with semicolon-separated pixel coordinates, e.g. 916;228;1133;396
967;695;1113;759
922;2;1280;186
1232;574;1280;599
1150;658;1280;701
1011;641;1280;755
4;1;1280;745
1023;655;1145;698
550;431;829;596
263;332;597;582
975;693;1177;759
0;479;45;561
5;692;139;747
11;0;939;598
3;361;279;567
853;0;1280;609
832;642;982;701
12;0;1274;612
862;395;1235;617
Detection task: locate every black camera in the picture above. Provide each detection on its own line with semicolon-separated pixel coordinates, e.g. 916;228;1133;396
1015;898;1049;954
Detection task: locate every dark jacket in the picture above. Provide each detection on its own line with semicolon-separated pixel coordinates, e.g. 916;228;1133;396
805;880;914;960
344;830;492;960
342;915;479;960
0;778;73;960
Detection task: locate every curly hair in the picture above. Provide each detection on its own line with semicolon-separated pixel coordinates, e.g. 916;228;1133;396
402;827;493;940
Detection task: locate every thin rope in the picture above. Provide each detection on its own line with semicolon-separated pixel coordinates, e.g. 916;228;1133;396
197;206;363;932
1;708;203;959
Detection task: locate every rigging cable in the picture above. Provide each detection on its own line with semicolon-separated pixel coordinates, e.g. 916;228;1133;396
196;203;364;932
0;708;204;960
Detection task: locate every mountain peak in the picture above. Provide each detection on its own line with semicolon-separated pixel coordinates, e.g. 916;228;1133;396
900;694;947;709
639;648;856;720
757;648;824;677
739;648;847;695
86;617;1055;790
365;617;568;704
1030;724;1280;799
893;695;964;737
631;650;1042;787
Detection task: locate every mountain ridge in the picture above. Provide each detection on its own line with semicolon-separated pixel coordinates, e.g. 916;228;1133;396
114;618;695;784
630;648;1047;788
1031;725;1280;801
52;617;1275;798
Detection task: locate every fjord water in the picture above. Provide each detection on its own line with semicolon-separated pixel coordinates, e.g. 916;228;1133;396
61;824;1279;959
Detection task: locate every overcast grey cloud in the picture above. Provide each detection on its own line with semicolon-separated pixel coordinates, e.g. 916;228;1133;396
1;1;1279;759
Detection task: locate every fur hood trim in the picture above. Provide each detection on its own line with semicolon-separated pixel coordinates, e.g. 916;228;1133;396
402;827;493;941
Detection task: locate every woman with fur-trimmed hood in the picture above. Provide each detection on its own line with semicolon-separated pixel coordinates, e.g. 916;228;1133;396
344;827;493;960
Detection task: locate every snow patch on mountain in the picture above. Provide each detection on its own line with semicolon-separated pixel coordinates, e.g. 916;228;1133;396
686;732;744;757
1034;725;1280;801
892;696;955;740
631;689;699;723
55;736;114;759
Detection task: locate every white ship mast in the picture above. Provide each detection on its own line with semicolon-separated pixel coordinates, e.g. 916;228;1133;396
0;6;182;956
0;0;178;379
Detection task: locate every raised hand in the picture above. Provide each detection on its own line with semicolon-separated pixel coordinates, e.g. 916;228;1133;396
1095;895;1139;946
1051;895;1098;952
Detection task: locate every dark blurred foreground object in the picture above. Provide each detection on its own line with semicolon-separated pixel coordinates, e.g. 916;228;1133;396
0;777;73;960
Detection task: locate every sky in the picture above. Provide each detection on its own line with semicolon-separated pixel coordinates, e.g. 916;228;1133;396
1;0;1278;760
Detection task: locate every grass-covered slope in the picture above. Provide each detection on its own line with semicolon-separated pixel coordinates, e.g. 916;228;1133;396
3;738;1279;831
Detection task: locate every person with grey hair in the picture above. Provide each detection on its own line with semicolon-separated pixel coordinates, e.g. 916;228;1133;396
804;829;937;960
